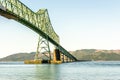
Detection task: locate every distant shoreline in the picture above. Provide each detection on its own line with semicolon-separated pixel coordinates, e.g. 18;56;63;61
1;49;120;61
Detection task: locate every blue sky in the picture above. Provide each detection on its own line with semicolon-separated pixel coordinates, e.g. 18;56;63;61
0;0;120;58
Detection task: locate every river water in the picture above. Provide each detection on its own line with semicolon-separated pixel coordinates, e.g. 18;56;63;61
0;61;120;80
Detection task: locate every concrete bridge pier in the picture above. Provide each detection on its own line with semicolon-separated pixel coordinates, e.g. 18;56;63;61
64;56;74;63
61;54;65;63
63;55;68;63
51;49;62;64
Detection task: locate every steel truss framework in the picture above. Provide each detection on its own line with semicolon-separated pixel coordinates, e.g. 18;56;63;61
0;0;77;61
35;36;51;61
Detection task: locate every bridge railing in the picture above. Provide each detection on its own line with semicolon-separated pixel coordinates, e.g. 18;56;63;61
0;0;59;44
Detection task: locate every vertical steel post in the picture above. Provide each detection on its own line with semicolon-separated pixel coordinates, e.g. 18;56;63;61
34;36;41;60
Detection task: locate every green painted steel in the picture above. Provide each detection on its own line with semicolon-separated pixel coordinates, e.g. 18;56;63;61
0;0;77;61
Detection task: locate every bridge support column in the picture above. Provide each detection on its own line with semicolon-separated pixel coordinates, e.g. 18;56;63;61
69;58;72;62
63;55;67;63
66;57;69;63
51;49;62;64
67;57;70;62
70;58;73;62
64;56;72;63
61;54;65;63
24;36;52;64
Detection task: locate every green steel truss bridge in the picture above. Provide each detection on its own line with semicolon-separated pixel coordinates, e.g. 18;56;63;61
0;0;77;63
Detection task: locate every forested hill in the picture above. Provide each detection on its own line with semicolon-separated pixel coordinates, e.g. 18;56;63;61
0;49;120;61
71;49;120;61
0;52;35;61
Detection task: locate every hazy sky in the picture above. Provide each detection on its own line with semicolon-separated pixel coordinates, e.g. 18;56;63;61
0;0;120;58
